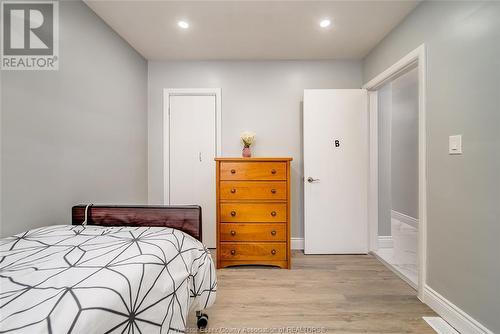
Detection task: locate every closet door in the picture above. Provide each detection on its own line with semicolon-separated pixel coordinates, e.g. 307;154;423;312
169;95;217;247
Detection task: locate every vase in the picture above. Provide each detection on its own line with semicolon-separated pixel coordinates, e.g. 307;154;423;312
242;146;252;158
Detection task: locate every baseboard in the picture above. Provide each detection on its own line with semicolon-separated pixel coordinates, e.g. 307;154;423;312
391;210;419;228
424;285;494;334
291;237;304;250
378;235;393;248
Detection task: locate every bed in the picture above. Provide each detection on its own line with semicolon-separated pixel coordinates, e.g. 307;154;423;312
0;205;217;333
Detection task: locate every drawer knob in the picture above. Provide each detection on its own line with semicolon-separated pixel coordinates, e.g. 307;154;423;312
270;211;277;217
230;230;236;236
230;169;236;174
271;169;276;175
271;249;277;255
271;189;277;194
230;210;237;217
230;250;236;255
271;230;277;236
230;188;236;193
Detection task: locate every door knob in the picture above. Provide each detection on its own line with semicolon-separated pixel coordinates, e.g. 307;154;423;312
307;177;320;183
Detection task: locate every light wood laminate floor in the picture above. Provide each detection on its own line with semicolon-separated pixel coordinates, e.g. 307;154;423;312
187;251;436;333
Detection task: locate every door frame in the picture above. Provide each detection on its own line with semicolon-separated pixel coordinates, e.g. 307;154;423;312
362;44;427;300
162;88;222;204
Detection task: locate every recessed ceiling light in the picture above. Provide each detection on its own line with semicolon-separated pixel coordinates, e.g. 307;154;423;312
319;19;331;28
178;20;189;29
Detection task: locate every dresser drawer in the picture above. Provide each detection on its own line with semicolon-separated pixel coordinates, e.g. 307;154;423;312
219;181;287;200
220;203;287;222
220;162;286;181
220;223;286;242
219;242;286;261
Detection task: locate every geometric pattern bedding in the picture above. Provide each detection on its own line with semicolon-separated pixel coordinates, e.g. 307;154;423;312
0;225;217;333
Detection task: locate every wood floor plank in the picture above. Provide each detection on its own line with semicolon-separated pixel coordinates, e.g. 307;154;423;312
187;251;436;333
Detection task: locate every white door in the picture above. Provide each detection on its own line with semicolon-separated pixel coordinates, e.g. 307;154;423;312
168;94;217;248
303;89;368;254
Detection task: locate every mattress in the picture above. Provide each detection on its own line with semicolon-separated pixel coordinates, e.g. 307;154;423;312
0;224;217;333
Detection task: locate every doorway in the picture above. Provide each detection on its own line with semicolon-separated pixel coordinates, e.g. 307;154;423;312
364;44;427;298
374;68;419;288
163;88;222;248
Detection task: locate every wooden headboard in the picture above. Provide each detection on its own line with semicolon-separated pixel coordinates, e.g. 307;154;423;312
72;205;202;242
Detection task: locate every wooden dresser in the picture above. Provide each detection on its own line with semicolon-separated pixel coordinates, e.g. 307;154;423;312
215;157;292;269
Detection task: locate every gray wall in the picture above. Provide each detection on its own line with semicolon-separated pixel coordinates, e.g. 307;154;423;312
148;60;363;238
391;68;418;219
364;1;500;331
377;83;392;236
1;1;148;237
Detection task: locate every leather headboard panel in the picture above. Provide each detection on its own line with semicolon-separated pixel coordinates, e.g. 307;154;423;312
72;205;202;242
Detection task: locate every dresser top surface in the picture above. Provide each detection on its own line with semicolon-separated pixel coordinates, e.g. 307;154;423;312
215;157;293;162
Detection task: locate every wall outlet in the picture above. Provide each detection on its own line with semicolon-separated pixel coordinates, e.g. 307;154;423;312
449;135;462;155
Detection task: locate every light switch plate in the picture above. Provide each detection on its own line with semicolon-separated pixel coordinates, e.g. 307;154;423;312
449;135;462;155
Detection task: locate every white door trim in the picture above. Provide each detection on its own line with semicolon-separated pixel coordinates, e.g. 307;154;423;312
363;44;427;300
367;90;379;253
162;88;222;204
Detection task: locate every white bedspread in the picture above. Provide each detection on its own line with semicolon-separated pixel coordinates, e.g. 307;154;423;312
0;225;216;333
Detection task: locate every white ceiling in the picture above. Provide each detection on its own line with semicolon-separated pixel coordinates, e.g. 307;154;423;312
84;1;419;61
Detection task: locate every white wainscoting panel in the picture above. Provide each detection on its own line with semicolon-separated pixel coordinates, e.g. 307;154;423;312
378;236;393;249
391;210;418;229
